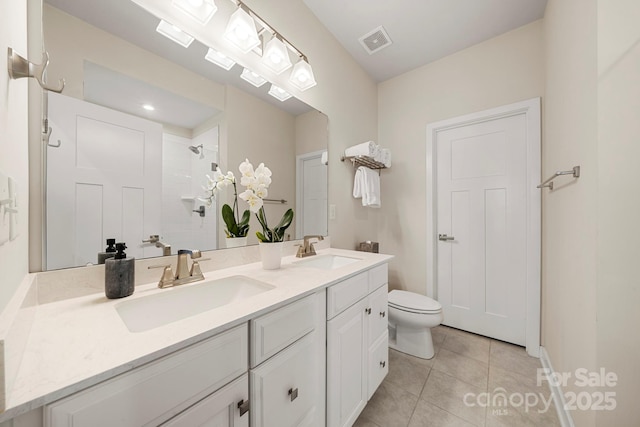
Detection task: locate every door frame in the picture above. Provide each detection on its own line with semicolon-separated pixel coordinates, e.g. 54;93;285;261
295;149;327;239
425;98;541;357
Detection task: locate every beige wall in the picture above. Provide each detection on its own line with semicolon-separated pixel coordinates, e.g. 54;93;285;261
543;1;599;425
596;0;640;424
377;21;545;294
221;85;296;246
241;0;378;251
295;110;328;156
0;0;29;312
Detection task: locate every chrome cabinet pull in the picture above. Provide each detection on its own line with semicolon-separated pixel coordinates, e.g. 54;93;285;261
438;234;455;241
288;387;299;401
380;311;386;318
380;361;386;368
365;308;372;315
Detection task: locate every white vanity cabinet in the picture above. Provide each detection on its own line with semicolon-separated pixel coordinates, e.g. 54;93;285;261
249;291;326;427
326;264;389;427
44;324;249;427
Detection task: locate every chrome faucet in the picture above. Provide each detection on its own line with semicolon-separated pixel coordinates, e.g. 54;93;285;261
148;249;208;288
142;234;172;256
296;235;325;258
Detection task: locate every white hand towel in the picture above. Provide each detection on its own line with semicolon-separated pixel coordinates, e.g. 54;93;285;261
353;167;363;199
361;167;381;208
344;141;377;158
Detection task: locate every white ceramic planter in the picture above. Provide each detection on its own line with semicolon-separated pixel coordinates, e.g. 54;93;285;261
225;236;248;248
258;241;283;270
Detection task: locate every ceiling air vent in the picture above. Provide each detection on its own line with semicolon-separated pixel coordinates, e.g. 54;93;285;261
358;25;392;55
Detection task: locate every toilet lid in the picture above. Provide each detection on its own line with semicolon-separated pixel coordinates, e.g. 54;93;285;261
388;290;442;313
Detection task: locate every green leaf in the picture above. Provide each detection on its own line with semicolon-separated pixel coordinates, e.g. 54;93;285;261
256;231;266;242
222;204;250;237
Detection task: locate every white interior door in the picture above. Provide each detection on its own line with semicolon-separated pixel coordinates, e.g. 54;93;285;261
436;113;529;345
47;92;162;269
296;151;328;239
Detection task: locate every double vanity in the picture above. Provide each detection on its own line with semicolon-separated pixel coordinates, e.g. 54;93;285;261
1;247;392;427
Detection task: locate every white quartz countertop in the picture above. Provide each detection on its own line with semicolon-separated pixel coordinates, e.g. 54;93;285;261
5;248;392;418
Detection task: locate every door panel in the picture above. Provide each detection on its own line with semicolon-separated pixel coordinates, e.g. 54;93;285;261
437;114;527;345
47;92;162;269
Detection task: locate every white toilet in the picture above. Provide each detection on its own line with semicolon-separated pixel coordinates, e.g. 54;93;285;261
388;290;443;359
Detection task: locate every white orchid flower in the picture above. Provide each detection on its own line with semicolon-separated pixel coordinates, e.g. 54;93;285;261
241;174;257;189
239;189;263;213
254;163;272;178
255;185;268;199
239;159;254;178
225;171;235;183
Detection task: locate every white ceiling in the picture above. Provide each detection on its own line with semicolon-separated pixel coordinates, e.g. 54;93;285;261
303;0;548;82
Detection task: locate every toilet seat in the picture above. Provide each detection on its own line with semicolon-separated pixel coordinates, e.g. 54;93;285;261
388;290;442;314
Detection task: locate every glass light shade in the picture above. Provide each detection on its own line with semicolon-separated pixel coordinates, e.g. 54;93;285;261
261;37;292;75
205;47;236;70
268;84;292;102
224;7;260;53
240;68;267;87
289;59;317;91
156;20;194;48
172;0;217;25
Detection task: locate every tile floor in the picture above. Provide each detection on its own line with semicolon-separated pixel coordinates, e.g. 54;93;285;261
354;326;561;427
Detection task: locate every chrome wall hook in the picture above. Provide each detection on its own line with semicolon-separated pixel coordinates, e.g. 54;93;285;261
7;47;65;93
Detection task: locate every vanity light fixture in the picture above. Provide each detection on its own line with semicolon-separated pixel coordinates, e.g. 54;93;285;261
156;20;194;48
172;0;217;25
261;36;292;75
289;57;317;91
223;5;260;53
205;47;236;70
268;84;292;102
240;68;267;87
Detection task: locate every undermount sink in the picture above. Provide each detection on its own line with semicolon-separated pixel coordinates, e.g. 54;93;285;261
116;276;275;333
293;254;361;270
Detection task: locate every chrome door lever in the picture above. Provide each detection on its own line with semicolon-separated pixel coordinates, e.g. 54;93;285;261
438;234;455;241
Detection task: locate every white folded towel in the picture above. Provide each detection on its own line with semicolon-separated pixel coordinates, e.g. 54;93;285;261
353;166;380;208
345;141;378;158
380;148;391;168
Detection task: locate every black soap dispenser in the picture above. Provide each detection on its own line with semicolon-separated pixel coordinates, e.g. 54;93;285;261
104;243;135;299
97;238;117;265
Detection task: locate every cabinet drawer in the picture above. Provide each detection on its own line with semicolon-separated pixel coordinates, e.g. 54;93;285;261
45;324;248;427
367;331;389;400
250;333;320;427
369;263;388;293
368;284;389;345
161;374;248;427
251;294;317;367
327;271;369;319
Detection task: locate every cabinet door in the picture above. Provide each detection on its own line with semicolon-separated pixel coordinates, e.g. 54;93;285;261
327;298;368;427
250;333;321;427
161;374;248;427
368;283;389;346
367;331;389;400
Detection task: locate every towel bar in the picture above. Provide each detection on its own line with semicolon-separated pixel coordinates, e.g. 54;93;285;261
537;166;580;190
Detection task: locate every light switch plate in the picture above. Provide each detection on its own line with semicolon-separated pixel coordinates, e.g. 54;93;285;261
8;176;18;241
0;172;9;245
329;204;336;220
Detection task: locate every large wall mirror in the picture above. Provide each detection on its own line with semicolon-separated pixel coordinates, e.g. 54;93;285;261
41;0;328;270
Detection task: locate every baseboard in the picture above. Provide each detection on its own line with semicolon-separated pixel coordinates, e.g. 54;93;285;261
539;346;575;427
